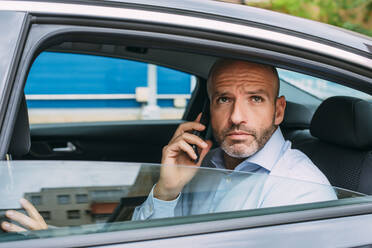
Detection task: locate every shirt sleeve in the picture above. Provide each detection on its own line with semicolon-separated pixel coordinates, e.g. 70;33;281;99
131;184;181;220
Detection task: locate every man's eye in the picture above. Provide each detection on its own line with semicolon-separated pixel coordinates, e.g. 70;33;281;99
217;97;230;104
251;96;263;103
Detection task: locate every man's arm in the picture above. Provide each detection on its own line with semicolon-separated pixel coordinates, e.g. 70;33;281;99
132;185;181;220
155;114;212;200
132;114;212;220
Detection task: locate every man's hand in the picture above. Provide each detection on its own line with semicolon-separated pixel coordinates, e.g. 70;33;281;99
1;198;48;232
154;114;212;201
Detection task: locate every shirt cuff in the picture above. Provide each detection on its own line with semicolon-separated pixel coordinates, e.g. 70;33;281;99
132;184;181;220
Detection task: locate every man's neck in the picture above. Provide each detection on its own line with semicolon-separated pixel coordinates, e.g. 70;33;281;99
223;153;245;170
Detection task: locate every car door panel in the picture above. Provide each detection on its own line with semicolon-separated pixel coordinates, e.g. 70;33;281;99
25;121;181;163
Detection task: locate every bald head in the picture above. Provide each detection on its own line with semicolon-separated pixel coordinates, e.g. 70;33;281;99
207;59;286;165
207;60;279;100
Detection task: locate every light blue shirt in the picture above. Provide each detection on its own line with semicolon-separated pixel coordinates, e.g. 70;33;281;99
132;128;337;220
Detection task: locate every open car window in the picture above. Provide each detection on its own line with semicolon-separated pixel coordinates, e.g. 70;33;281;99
0;161;366;242
25;51;196;124
278;68;372;107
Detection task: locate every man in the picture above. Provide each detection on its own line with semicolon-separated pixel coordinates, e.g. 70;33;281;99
2;60;336;231
132;59;336;220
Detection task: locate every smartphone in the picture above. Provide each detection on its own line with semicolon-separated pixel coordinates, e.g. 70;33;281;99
191;98;210;163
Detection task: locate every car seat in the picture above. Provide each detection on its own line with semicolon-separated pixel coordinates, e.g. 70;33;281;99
290;96;372;194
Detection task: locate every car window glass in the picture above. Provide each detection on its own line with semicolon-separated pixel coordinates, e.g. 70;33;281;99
0;161;366;242
278;68;371;107
24;52;196;124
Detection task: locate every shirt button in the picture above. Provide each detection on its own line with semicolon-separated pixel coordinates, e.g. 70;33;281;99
226;177;231;183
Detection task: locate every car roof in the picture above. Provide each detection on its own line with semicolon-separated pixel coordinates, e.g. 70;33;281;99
5;0;372;53
91;0;372;54
2;0;372;57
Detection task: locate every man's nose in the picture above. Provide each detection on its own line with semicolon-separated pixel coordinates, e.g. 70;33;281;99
230;99;247;125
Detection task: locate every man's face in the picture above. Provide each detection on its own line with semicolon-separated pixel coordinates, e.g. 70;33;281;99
209;61;286;158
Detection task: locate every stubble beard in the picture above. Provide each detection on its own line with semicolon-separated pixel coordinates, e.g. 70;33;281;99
215;121;276;159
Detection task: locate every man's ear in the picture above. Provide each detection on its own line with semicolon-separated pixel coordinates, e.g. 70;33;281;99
274;96;286;126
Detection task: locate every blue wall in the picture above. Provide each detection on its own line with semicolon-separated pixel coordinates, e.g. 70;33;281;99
25;52;191;108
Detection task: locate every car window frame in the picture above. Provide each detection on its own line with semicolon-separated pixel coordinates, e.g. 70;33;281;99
0;11;30;158
1;10;372;247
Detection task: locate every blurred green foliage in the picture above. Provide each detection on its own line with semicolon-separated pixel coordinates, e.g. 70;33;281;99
248;0;372;37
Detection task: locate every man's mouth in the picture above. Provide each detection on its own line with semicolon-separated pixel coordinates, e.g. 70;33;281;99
226;131;252;140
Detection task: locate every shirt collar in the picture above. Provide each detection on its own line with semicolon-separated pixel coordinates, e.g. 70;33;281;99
209;127;285;172
244;127;285;172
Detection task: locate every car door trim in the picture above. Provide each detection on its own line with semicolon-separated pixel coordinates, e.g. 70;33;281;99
3;198;372;248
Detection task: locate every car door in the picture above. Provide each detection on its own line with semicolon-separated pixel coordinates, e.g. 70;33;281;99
0;1;372;248
1;160;372;248
22;51;195;163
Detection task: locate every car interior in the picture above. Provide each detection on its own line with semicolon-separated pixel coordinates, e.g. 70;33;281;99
6;36;372;208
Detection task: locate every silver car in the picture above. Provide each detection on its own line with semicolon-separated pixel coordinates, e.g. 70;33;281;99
0;0;371;247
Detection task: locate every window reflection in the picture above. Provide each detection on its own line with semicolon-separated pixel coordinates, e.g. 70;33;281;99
30;195;42;206
76;194;88;204
57;195;71;205
0;161;367;242
67;210;80;219
39;211;51;220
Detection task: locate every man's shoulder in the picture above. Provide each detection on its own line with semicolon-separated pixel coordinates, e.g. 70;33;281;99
270;141;331;185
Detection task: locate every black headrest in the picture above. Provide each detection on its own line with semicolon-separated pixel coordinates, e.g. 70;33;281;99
282;101;312;129
310;96;372;150
8;95;31;157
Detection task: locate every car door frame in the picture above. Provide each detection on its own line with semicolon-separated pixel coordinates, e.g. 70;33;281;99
2;10;371;160
1;4;372;248
0;11;31;159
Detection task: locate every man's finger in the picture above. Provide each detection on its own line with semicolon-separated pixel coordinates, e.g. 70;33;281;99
171;121;205;142
19;198;47;229
196;140;213;166
1;221;27;232
178;140;198;160
177;132;208;149
165;139;197;160
5;210;39;230
195;112;202;122
20;199;44;223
